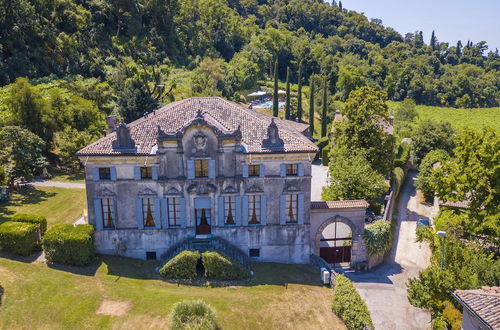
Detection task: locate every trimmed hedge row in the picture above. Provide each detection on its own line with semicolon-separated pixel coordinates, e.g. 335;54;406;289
332;275;374;330
0;221;38;256
12;213;47;234
202;251;249;280
169;299;217;330
42;224;94;266
159;250;200;279
322;145;331;166
394;142;411;169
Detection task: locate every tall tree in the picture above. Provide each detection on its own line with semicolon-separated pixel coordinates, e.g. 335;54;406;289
456;40;462;57
321;76;328;137
410;119;455;166
272;59;279;117
339;1;343;10
297;61;303;121
309;82;315;134
430;30;437;50
285;66;291;120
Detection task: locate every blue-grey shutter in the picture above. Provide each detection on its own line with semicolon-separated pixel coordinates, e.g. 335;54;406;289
93;199;103;230
161;198;168;228
208;159;216;178
218;196;224;226
178;197;186;228
260;164;265;177
154;198;161;228
280;164;286;177
134;167;141;180
136;198;144;229
152;166;158;180
298;163;304;177
298;193;304;224
260;195;267;225
235;196;242;226
92;168;100;181
242;164;249;178
187;160;195;179
280;195;286;224
110;167;117;181
242;195;249;226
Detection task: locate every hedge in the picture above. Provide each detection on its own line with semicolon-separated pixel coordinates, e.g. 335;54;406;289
392;167;405;196
159;250;200;279
0;221;38;255
332;275;374;330
169;299;217;330
394;142;411;168
315;136;329;151
322;145;331;166
42;224;94;266
362;220;392;257
202;251;249;280
12;213;47;234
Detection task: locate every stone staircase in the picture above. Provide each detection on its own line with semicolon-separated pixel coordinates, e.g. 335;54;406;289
160;236;251;271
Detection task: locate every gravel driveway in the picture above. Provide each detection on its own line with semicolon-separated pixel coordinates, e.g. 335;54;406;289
345;170;432;330
31;179;85;189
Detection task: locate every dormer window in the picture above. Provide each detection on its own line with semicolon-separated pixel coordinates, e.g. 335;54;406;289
141;167;153;179
195;159;209;178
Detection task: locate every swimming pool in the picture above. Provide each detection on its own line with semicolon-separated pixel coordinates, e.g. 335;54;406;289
253;101;286;109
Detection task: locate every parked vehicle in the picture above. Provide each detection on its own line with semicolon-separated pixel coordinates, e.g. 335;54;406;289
416;218;430;230
0;187;8;203
365;209;375;223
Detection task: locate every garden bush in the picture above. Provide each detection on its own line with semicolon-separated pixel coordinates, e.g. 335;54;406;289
321;145;331;166
169;299;217;330
0;221;38;255
332;275;374;330
367;202;382;215
12;213;47;234
42;224;94;266
362;220;392;257
315;136;329;151
159;250;200;279
392;167;405;195
202;251;249;280
394;142;411;168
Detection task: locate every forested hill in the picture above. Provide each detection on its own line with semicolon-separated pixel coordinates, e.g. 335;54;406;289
1;0;499;117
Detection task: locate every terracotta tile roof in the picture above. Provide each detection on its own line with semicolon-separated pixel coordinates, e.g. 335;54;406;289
77;97;318;156
311;200;369;209
453;287;500;329
439;200;471;209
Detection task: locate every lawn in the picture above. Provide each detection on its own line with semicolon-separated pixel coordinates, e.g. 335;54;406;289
0;255;345;329
0;187;87;227
415;105;500;132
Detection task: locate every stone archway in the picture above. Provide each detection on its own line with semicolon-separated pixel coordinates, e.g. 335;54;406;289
314;215;357;256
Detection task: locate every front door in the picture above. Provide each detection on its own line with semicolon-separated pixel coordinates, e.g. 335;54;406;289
194;198;211;235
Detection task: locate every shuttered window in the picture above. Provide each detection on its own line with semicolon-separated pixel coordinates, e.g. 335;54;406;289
99;168;111;180
248;165;260;177
140;167;153;179
167;197;180;226
195;159;209;177
142;197;156;227
101;198;115;228
248;195;261;224
285;194;298;223
224;196;236;225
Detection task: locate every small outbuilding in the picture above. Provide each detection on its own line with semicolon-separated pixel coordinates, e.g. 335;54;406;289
452;286;500;330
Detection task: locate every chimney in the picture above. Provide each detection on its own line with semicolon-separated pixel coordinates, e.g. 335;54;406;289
107;115;117;134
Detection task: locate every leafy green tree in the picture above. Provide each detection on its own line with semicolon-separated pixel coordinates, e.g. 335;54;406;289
362;220;392;257
393;98;418;138
191;57;226;97
0;166;7;186
0;126;48;185
321;76;328;137
273;59;279;117
337;65;366;101
416;149;450;200
285;66;291;120
297;61;303;121
308;82;315;134
410;120;455;166
55;128;100;169
322;148;389;201
333;86;394;175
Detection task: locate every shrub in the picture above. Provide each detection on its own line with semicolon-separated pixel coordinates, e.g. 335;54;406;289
159;250;200;279
392;167;405;195
202;251;249;280
321;145;331;166
42;224;94;266
394;142;410;168
11;213;47;234
332;275;374;330
0;221;38;255
362;220;392;257
316;136;329;151
169;299;217;330
367;202;382;215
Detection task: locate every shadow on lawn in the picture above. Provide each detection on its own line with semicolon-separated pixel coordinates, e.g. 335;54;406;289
0;187;56;222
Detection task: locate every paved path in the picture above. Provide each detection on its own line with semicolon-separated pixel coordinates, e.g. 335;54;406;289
345;170;432;330
31;179;85;189
311;159;329;201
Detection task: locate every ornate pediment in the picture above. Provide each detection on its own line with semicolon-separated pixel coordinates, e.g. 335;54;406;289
283;183;300;193
165;186;182;195
246;184;264;194
138;188;157;196
97;188;115;197
187;182;217;195
222;185;238;194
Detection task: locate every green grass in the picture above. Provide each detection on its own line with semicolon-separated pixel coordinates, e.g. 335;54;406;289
49;169;85;183
0;256;345;329
415;105;500;132
0;187;86;228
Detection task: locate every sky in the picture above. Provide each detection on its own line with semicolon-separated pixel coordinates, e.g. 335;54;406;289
336;0;500;52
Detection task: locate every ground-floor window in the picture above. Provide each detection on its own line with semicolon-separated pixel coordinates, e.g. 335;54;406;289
101;198;115;228
249;248;260;257
142;197;156;227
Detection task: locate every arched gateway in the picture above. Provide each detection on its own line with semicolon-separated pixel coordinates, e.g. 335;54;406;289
315;216;355;264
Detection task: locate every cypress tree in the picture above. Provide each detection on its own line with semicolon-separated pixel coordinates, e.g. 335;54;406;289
285;66;291;120
456;40;462;57
297;61;303;121
339;1;342;10
272;59;279;117
321;76;328;138
309;82;315;134
430;30;437;50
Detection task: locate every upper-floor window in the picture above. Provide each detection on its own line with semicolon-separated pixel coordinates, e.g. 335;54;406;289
142;197;156;227
195;159;209;178
248;195;261;224
100;198;115;228
224;196;236;225
141;166;153;179
286;194;298;223
249;165;260;177
167;197;180;226
286;164;298;176
99;168;111;180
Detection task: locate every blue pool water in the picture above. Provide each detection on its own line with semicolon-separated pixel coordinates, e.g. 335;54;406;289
253;101;286;109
